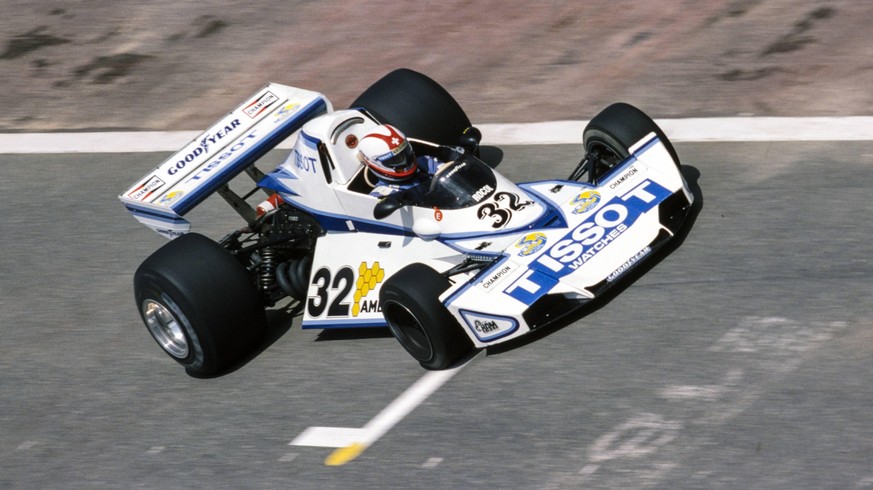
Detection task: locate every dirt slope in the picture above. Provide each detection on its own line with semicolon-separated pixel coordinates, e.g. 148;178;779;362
1;0;871;131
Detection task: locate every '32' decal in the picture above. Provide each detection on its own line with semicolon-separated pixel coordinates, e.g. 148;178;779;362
306;262;386;318
477;192;533;229
307;266;354;317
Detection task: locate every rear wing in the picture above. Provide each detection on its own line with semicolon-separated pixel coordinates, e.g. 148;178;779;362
119;84;331;238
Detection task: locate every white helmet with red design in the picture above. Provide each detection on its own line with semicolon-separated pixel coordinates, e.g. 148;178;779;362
358;124;417;183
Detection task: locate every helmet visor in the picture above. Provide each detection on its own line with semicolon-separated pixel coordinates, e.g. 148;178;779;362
374;143;416;175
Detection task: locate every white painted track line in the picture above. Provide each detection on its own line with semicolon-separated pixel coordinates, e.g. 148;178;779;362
0;131;200;154
1;117;872;153
479;116;873;145
290;358;473;465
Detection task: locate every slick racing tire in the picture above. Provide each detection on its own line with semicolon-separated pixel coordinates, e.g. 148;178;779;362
583;102;680;171
351;68;472;147
379;263;474;370
133;233;267;377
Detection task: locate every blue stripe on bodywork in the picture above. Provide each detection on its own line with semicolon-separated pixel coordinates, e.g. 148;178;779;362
126;205;185;222
301;318;387;329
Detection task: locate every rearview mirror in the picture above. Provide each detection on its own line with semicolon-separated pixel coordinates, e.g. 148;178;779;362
373;197;404;220
459;126;482;154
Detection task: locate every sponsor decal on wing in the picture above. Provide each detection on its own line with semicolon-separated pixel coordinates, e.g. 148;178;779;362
126;175;165;201
243;91;280;119
460;311;518;341
157;189;185;205
167;119;243;177
607;246;651;283
273;102;302;123
183;129;260;183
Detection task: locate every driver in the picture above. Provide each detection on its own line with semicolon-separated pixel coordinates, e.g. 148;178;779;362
357;124;442;203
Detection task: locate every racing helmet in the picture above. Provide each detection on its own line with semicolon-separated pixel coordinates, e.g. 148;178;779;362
358;124;417;183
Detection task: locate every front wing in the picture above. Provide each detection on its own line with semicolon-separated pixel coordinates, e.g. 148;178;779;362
442;134;694;348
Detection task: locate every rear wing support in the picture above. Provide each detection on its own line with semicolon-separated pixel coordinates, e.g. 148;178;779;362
217;184;258;225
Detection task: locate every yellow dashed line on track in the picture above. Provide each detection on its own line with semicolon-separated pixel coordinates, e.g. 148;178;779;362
325;443;368;466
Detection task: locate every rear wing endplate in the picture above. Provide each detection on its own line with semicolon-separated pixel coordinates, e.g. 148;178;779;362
119;84;330;238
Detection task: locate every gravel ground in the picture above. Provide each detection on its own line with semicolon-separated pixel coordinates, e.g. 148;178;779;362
1;0;872;131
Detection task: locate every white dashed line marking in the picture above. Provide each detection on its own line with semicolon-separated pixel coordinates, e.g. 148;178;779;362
278;452;299;463
291;354;477;465
17;441;38;450
421;457;443;469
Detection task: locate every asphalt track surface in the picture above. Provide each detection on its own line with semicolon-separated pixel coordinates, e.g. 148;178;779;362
2;141;873;488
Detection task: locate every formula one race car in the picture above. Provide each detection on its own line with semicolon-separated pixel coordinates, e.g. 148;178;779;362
121;69;694;376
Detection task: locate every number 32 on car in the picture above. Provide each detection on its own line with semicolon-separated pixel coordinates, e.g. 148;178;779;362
307;262;386;319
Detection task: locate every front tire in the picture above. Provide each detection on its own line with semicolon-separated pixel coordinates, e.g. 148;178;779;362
583;102;680;173
379;263;473;370
133;233;267;377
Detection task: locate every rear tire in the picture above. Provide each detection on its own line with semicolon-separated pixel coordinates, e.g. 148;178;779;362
379;263;473;370
351;68;472;147
133;233;267;377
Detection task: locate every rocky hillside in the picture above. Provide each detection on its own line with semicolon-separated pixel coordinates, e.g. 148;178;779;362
1;0;870;130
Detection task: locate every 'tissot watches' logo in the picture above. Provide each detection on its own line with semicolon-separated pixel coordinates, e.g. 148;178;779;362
504;179;671;305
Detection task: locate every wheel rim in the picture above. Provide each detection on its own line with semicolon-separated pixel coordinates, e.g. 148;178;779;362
142;299;189;359
383;301;433;362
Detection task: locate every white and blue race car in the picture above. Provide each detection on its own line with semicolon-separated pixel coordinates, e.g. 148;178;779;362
121;69;695;376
